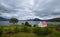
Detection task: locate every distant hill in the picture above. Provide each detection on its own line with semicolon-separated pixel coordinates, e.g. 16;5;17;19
47;18;60;22
27;18;60;22
0;17;9;21
0;17;60;22
27;18;41;21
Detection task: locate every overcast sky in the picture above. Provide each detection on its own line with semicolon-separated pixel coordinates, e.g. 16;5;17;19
0;0;60;20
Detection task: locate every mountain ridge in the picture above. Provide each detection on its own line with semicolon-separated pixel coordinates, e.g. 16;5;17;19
0;17;60;22
0;17;9;21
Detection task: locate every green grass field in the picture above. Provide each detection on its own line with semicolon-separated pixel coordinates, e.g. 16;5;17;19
0;24;60;37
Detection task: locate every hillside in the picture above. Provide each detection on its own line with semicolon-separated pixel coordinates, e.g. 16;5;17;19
0;17;9;21
0;17;60;22
27;18;60;22
47;18;60;22
27;18;41;21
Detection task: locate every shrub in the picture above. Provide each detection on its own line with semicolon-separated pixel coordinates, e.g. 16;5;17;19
4;28;10;33
25;22;31;27
0;28;3;36
22;26;31;32
6;28;14;34
33;27;52;36
28;24;31;27
33;27;41;34
33;24;38;27
42;27;52;35
14;26;20;33
56;25;60;31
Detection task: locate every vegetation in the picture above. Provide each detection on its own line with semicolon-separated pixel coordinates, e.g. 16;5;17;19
9;18;18;24
0;18;60;37
22;26;31;32
0;27;3;36
25;21;31;27
0;23;60;37
33;27;52;36
47;18;60;22
55;24;60;31
14;26;20;33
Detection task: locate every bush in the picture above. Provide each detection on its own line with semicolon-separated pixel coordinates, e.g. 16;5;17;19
33;27;41;34
0;28;3;36
33;24;38;27
42;27;52;35
22;26;31;32
25;22;31;27
56;25;60;31
14;26;20;33
6;27;15;34
4;28;10;33
33;27;52;36
28;24;31;27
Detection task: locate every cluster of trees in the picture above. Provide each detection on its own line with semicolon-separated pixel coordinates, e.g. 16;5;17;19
9;18;18;24
9;18;31;26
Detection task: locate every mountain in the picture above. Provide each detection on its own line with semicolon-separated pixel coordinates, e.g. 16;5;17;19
27;18;60;22
0;17;9;21
0;17;60;21
27;18;41;21
47;18;60;22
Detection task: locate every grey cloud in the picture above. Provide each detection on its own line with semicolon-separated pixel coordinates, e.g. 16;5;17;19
0;0;60;20
33;0;60;18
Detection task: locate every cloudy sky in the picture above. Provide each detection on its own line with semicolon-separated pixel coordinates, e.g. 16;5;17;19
0;0;60;20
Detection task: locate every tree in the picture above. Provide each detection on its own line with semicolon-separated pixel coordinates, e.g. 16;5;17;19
25;21;31;27
9;18;18;24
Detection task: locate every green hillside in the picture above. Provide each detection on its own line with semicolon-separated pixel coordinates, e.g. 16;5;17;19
47;18;60;22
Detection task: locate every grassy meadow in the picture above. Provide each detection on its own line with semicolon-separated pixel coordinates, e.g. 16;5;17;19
0;24;60;37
